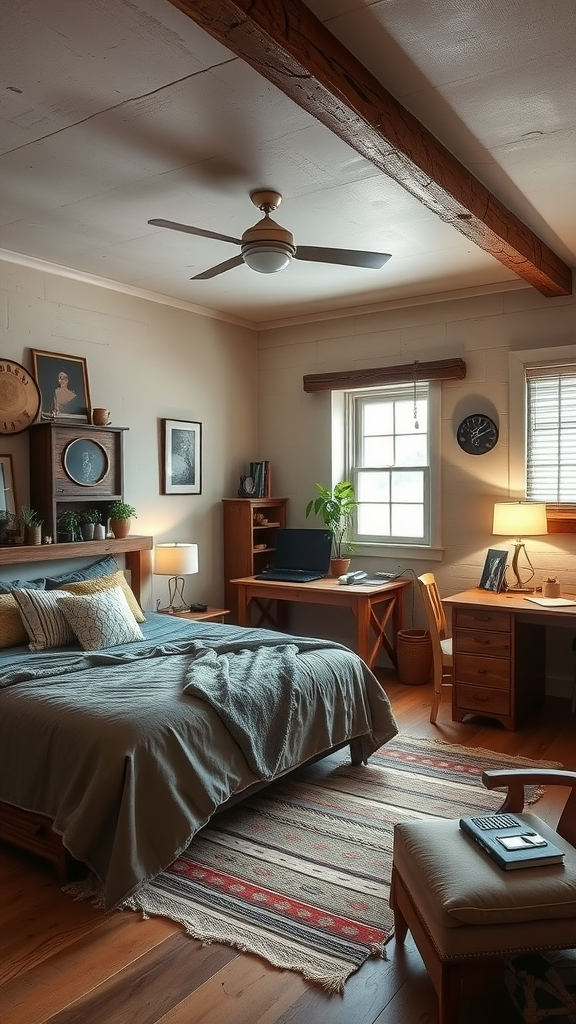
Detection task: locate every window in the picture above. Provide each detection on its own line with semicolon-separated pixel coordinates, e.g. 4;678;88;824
345;382;438;548
526;363;576;502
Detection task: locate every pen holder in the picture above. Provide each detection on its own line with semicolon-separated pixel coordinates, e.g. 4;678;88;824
542;578;561;598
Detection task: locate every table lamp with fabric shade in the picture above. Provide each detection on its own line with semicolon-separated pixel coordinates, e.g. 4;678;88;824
154;543;199;612
492;502;548;592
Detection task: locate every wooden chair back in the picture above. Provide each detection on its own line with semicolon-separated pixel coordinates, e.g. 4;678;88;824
417;572;453;724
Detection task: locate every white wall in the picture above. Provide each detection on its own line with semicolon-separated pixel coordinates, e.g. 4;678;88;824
257;284;576;692
0;260;257;609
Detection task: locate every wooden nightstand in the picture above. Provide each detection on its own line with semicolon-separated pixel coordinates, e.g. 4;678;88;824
157;607;230;623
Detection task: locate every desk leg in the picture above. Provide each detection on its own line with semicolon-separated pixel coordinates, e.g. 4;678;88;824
236;585;249;627
369;596;398;668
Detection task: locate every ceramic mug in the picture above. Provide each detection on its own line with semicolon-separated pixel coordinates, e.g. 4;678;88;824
92;408;111;426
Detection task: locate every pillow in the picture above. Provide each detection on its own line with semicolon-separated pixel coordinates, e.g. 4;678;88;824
45;555;119;589
59;570;145;623
0;593;30;649
12;588;76;651
0;576;46;595
57;587;144;650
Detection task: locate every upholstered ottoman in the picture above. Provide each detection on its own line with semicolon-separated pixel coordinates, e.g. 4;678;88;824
390;813;576;1024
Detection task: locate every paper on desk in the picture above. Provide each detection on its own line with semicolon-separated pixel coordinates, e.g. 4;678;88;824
525;596;576;607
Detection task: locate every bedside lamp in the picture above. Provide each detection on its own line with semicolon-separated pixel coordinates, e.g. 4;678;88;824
154;543;199;612
492;502;548;592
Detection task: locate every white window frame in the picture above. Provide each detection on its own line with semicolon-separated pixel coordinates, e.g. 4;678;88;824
509;344;576;499
332;382;443;561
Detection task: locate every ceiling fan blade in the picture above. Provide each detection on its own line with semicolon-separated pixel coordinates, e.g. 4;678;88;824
148;218;242;246
191;255;244;280
295;246;392;269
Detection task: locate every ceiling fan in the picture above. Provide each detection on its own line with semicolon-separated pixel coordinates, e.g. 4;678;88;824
148;189;392;280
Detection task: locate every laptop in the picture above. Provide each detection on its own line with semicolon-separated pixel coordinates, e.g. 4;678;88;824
254;528;333;582
459;812;565;870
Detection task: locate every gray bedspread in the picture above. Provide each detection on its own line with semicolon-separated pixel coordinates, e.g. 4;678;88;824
0;615;397;909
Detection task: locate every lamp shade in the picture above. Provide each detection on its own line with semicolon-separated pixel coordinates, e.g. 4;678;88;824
154;543;199;576
492;502;548;537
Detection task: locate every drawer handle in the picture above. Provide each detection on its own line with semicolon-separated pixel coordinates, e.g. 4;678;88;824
472;694;490;702
478;668;487;674
473;615;492;622
474;637;490;645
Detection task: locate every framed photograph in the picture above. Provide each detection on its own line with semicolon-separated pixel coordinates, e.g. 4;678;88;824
162;419;202;494
0;454;16;516
478;548;508;592
31;349;91;422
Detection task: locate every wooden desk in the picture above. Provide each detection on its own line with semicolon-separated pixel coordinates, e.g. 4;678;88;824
443;588;576;731
231;575;410;670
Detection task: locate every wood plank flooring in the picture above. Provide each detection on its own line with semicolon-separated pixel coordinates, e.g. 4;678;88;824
1;679;575;1024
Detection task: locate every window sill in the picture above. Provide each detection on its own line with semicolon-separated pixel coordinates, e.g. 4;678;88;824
546;506;576;533
353;542;444;562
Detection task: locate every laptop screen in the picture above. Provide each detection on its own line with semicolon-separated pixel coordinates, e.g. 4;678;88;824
273;529;333;572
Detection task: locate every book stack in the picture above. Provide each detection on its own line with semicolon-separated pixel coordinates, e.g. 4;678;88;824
238;461;272;498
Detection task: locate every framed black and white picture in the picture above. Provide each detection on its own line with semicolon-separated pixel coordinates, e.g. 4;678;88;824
0;453;16;516
31;349;91;422
162;419;202;495
478;548;508;592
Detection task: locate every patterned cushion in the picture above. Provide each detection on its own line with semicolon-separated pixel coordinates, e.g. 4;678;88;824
0;576;46;594
45;555;119;589
12;588;75;651
60;570;145;622
0;593;30;648
56;588;144;650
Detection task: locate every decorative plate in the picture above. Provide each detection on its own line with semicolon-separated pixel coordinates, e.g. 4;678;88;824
63;437;110;486
0;358;41;433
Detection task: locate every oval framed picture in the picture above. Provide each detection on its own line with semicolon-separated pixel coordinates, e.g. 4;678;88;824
63;438;110;487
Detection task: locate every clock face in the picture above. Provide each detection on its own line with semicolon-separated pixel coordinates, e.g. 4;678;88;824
0;359;41;433
456;414;499;455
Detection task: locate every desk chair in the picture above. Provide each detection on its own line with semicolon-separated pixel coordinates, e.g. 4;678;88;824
417;573;453;723
390;769;576;1024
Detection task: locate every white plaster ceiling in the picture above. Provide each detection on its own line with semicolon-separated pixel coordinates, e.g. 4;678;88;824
0;0;574;324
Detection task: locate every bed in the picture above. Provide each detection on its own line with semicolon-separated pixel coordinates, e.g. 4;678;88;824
0;540;398;911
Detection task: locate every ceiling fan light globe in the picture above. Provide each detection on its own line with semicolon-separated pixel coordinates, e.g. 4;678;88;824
242;244;292;274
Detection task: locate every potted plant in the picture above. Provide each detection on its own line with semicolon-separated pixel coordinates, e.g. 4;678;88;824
0;509;18;546
108;500;137;539
57;509;82;543
18;504;43;545
79;508;101;541
305;480;358;576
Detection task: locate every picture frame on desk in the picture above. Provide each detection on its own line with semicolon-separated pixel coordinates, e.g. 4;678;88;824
31;349;91;423
162;418;202;495
478;548;508;592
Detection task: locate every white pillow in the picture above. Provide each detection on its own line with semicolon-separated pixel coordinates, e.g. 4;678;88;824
56;587;144;651
12;588;75;651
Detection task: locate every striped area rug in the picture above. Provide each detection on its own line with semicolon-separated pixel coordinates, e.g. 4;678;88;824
123;735;558;992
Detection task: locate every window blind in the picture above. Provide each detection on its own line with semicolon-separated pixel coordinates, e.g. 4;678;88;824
526;362;576;502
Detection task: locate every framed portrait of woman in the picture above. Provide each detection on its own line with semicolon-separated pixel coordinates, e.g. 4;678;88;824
478;548;508;592
31;350;91;422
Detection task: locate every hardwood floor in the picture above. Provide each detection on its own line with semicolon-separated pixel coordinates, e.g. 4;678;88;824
2;680;575;1024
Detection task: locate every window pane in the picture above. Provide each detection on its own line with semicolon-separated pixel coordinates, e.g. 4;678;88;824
358;504;390;535
363;436;394;466
391;471;424;502
364;402;393;435
396;434;428;465
395;399;427;433
357;470;389;502
391;504;424;536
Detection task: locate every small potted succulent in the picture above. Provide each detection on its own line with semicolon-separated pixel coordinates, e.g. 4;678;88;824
79;508;101;541
18;504;43;545
108;500;137;539
57;509;82;543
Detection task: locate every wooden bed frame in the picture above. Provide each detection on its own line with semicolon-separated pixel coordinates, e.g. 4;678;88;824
0;535;366;881
0;537;153;878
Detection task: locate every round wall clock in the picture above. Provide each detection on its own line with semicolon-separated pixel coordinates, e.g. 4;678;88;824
456;414;499;455
63;437;110;486
0;358;41;433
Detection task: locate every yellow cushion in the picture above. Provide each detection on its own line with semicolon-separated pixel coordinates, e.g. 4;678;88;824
0;593;29;648
60;570;145;622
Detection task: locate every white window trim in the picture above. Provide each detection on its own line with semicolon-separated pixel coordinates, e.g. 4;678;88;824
509;344;576;497
332;383;443;561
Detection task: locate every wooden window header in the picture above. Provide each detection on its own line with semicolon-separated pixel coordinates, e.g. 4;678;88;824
303;357;466;393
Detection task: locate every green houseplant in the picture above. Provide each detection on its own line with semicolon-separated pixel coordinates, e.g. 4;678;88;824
57;509;81;543
305;480;358;575
80;508;101;541
108;500;137;539
18;504;43;545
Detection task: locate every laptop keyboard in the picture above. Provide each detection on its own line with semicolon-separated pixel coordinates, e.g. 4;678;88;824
255;569;326;582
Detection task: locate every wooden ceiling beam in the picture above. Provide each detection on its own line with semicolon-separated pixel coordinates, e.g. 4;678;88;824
167;0;572;297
